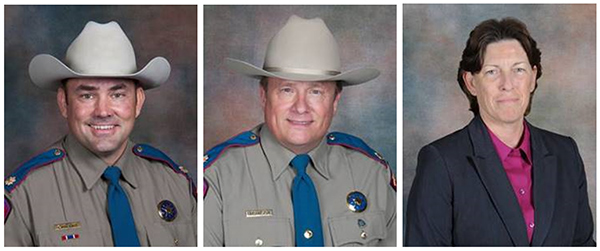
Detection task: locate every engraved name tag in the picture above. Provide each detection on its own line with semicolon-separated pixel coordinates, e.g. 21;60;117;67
245;209;274;218
54;221;81;231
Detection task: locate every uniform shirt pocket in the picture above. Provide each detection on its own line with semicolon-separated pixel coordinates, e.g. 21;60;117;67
328;211;387;246
36;227;103;246
224;217;293;246
145;222;195;246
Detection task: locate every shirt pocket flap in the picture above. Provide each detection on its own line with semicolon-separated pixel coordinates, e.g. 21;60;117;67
224;217;293;246
328;211;387;246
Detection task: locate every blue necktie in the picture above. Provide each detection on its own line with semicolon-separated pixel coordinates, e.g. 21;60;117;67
103;166;141;247
290;154;324;246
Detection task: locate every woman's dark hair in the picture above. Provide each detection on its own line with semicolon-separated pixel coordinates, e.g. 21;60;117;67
457;17;542;116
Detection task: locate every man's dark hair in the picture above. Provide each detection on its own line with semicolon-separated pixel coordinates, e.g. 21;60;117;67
457;17;542;116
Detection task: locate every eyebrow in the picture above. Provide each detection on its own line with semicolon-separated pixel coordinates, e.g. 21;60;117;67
73;83;127;92
512;61;528;66
309;82;326;88
280;81;329;88
74;84;98;92
109;83;127;91
483;61;529;68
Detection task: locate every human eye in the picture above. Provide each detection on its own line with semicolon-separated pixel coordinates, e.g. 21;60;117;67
309;88;324;95
79;93;94;100
111;92;126;99
280;86;294;94
484;69;497;76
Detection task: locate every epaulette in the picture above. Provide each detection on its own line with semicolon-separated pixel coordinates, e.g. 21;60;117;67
133;144;197;199
5;148;65;194
4;148;65;223
203;131;260;198
326;132;396;191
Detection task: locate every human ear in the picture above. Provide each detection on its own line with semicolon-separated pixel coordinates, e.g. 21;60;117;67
332;90;342;115
134;87;146;118
530;66;538;92
259;84;267;108
57;87;68;119
463;72;478;96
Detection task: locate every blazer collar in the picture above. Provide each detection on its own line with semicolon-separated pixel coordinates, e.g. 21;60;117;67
467;116;558;246
528;122;557;246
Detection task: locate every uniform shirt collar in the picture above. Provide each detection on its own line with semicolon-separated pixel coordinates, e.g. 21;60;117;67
259;124;330;181
64;134;138;190
487;120;532;164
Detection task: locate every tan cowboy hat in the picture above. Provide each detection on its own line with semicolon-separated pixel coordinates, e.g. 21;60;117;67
225;15;379;86
29;21;170;91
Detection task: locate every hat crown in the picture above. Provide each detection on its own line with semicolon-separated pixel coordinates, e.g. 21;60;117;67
224;15;379;86
263;15;341;74
65;21;137;75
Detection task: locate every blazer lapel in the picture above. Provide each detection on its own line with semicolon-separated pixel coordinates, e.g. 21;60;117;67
529;123;557;246
467;117;529;246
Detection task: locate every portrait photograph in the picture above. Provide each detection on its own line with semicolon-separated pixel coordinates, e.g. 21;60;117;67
403;4;595;246
204;5;396;246
4;5;197;246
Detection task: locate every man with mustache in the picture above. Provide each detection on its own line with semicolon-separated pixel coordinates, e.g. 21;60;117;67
4;21;196;246
203;15;396;247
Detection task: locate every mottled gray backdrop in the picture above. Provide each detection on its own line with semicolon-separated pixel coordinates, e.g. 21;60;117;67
204;6;397;175
403;4;596;232
5;5;198;183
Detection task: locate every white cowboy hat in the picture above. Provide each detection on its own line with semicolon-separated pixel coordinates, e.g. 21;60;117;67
29;21;170;91
225;15;379;86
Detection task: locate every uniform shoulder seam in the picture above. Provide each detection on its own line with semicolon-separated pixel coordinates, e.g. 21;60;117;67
203;131;259;171
326;132;387;166
5;148;66;194
202;130;260;199
133;144;197;199
327;132;396;191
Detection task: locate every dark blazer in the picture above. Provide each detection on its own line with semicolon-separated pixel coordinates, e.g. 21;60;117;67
405;116;595;246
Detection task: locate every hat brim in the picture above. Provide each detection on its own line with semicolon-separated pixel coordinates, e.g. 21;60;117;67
29;54;171;91
225;58;379;86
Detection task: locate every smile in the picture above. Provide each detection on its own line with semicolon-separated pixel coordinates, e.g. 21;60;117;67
288;119;313;125
89;124;116;130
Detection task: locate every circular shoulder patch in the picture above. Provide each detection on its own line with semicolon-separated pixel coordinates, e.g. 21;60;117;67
157;200;178;222
346;191;368;213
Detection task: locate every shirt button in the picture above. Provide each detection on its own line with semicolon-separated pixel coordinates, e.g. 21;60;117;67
529;222;535;228
255;238;264;246
304;229;313;239
519;188;526;195
360;230;368;239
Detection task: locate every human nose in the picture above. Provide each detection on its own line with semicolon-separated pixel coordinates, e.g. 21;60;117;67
94;95;112;118
292;93;308;114
499;71;515;91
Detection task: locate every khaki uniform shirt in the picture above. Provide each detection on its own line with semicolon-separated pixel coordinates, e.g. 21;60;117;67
4;134;197;246
204;124;396;246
